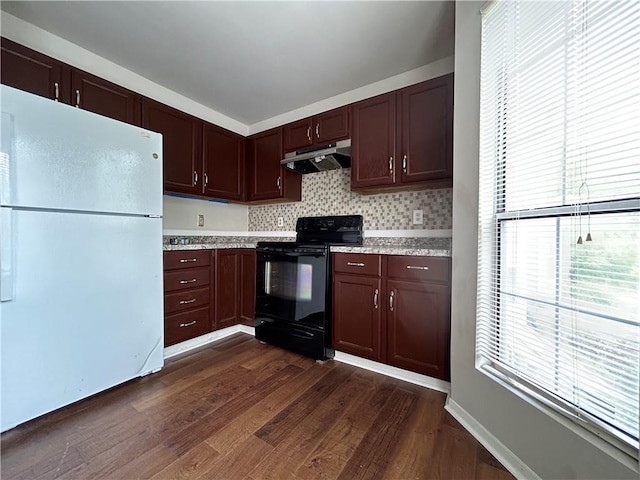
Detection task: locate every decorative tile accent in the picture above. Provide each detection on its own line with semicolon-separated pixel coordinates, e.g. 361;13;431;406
247;169;453;231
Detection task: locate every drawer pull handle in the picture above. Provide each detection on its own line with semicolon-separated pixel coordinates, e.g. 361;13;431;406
179;298;196;305
373;289;379;309
179;258;198;263
179;321;197;328
347;262;365;267
389;290;395;311
406;265;429;270
179;279;197;284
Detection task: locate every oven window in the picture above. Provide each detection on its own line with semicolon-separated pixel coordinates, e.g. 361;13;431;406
257;253;327;328
264;261;313;301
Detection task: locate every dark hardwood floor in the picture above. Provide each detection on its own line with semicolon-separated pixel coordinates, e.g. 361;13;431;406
1;333;514;479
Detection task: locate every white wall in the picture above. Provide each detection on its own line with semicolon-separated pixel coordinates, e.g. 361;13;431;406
448;3;638;479
162;195;247;233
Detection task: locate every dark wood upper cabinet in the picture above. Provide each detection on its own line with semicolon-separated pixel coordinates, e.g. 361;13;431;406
248;128;301;202
1;37;70;103
315;106;349;144
202;122;244;201
142;98;202;195
283;106;349;153
71;69;140;125
283;118;314;152
400;74;453;184
351;74;454;192
350;93;397;189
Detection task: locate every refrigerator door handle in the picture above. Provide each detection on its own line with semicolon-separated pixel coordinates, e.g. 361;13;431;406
0;207;14;302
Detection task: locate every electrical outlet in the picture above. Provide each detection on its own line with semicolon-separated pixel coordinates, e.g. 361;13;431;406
277;217;284;228
412;209;423;225
197;214;205;227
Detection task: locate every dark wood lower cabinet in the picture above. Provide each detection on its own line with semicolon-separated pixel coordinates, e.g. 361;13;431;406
163;248;256;347
332;274;383;362
386;280;449;378
332;253;451;380
163;250;214;347
215;249;256;330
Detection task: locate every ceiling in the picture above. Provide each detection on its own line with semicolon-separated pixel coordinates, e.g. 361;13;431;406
1;1;455;126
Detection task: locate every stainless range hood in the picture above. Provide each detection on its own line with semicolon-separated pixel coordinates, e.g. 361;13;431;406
281;139;351;174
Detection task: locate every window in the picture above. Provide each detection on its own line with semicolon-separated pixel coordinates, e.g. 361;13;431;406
477;0;639;455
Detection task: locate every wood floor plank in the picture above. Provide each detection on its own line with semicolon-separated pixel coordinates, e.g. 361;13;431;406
254;364;355;447
204;360;332;455
336;387;418;480
1;335;514;480
163;363;304;457
294;372;396;480
150;442;221;480
383;389;448;479
426;423;479;479
199;435;274;479
99;444;178;480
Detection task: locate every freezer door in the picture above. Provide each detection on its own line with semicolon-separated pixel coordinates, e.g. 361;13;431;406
0;208;164;431
0;85;162;216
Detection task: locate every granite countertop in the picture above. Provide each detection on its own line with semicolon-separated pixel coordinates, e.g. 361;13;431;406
163;235;452;256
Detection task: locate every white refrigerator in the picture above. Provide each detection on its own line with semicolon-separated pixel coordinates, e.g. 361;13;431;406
0;85;164;432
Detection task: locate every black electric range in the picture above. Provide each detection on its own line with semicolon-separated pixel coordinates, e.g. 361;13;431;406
254;215;363;360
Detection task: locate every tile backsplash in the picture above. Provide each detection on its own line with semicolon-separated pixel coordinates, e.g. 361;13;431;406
248;169;452;231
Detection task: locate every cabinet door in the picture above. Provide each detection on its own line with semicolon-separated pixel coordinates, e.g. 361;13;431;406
350;93;397;189
315;106;349;144
71;69;140;125
239;249;256;326
215;250;239;329
203;122;244;200
333;274;384;362
386;280;450;380
142;99;201;195
1;37;70;103
400;74;453;184
248;128;292;201
283;118;313;152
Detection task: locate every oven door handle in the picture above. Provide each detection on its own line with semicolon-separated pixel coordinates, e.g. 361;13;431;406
257;251;326;258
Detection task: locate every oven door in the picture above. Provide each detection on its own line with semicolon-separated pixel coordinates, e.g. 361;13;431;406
255;247;328;329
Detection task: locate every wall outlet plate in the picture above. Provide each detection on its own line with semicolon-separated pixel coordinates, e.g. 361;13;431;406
277;217;284;227
197;214;205;227
412;209;424;225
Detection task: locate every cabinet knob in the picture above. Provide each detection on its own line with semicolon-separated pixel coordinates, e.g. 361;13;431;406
373;289;379;309
389;290;395;311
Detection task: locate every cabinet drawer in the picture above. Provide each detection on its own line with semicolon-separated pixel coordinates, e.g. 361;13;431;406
387;256;450;283
164;287;210;315
333;253;381;276
163;250;211;270
164;267;210;292
165;307;210;347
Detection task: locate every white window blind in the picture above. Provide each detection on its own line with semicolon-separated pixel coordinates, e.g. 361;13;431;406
477;0;640;454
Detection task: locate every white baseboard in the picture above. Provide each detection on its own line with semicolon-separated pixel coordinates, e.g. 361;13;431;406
163;325;255;359
334;351;451;394
444;397;541;480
